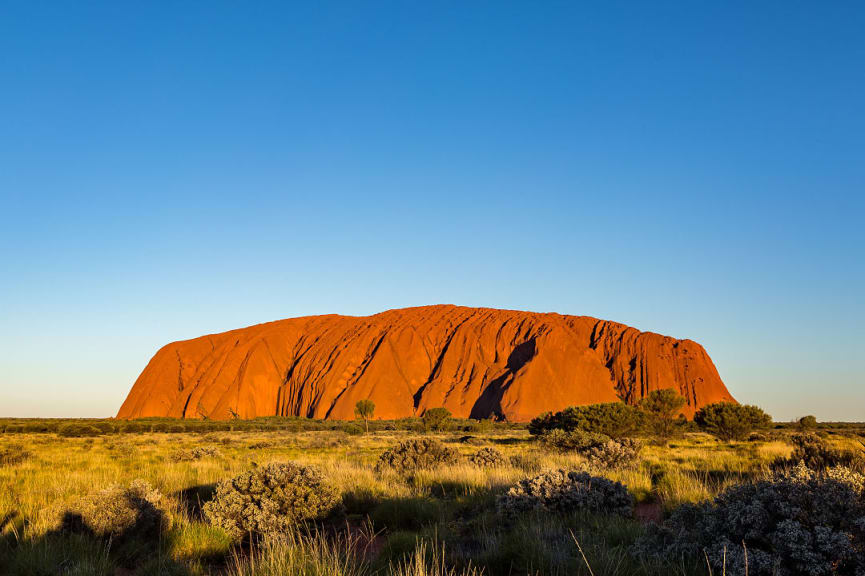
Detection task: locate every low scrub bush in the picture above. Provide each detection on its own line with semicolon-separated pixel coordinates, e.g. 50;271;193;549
633;463;865;575
538;430;641;469
468;447;506;468
422;408;452;432
465;418;494;434
169;445;222;462
583;437;642;470
497;470;633;518
203;462;341;538
528;402;642;439
693;402;772;441
376;439;458;473
785;432;865;472
58;423;104;437
538;429;609;452
74;479;167;537
342;424;363;436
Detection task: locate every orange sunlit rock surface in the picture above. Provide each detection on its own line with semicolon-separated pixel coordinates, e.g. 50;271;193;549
117;305;734;421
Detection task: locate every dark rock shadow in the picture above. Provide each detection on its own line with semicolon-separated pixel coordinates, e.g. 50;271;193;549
469;339;537;420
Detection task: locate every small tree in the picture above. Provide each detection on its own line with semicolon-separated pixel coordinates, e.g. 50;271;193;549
797;415;818;431
693;402;772;441
639;389;687;441
354;399;375;433
422;407;452;432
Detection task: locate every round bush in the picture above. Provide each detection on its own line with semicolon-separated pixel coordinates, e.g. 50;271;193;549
583;437;642;470
169;445;222;462
497;469;633;518
529;402;643;439
203;462;341;537
74;479;166;537
376;438;458;473
468;447;506;468
633;463;865;575
693;402;772;441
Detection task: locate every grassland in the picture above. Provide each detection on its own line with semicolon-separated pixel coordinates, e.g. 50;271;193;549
1;419;864;575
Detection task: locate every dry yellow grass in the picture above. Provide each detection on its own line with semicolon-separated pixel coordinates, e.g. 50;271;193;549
0;427;840;575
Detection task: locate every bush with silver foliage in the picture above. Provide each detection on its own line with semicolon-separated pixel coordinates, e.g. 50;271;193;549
497;469;633;518
203;462;341;538
375;438;458;473
468;447;506;468
633;462;865;576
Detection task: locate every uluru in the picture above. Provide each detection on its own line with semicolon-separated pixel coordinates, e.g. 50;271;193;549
117;305;735;422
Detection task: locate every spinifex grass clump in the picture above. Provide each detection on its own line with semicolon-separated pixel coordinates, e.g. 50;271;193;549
509;453;543;475
375;438;459;473
497;470;633;518
203;462;341;538
468;447;506;468
74;479;167;537
169;445;222;462
0;443;31;467
633;463;865;576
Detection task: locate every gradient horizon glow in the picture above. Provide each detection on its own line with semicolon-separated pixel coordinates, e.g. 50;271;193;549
1;2;863;421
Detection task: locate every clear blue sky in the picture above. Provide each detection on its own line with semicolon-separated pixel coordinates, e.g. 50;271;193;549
1;2;863;421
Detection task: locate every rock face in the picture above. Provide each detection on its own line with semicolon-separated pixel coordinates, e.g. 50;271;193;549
117;305;734;422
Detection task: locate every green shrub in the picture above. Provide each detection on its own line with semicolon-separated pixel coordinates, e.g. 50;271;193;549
798;414;818;431
342;424;363;436
422;408;452;432
538;429;610;452
528;402;642;439
58;423;104;437
633;463;865;575
693;402;772;441
376;439;458;473
638;389;687;440
169;445;222;462
90;421;116;434
203;462;341;538
497;470;633;518
74;479;166;537
468;447;506;468
465;419;494;434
